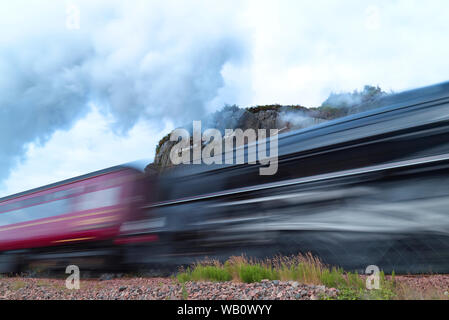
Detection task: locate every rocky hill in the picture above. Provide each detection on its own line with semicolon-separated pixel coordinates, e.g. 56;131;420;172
145;85;389;174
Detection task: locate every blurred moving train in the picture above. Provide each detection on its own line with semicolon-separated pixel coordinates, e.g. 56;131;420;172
0;165;152;273
2;81;449;274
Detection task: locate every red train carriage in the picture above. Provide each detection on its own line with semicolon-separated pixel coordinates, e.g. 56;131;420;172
0;164;156;273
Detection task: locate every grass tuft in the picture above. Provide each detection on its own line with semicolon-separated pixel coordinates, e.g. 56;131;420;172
177;265;232;283
10;280;26;291
176;253;406;300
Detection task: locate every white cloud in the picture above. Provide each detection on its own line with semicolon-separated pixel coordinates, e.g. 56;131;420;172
0;105;173;197
0;0;249;188
2;0;449;196
242;0;449;106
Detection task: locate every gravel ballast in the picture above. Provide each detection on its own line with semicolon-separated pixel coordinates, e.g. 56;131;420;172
1;275;448;300
0;277;337;300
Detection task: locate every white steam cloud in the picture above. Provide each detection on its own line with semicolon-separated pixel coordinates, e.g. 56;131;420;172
0;0;248;184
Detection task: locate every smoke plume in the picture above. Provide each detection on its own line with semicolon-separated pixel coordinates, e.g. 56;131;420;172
0;0;248;185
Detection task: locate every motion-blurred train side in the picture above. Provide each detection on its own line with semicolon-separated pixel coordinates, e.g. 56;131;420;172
2;81;449;274
144;81;449;274
0;165;154;273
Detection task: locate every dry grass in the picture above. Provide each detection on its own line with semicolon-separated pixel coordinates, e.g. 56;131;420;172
178;253;368;288
36;280;52;287
392;281;448;300
10;280;26;291
175;253;449;300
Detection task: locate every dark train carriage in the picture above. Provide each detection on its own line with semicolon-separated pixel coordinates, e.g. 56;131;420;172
146;81;449;273
0;164;154;273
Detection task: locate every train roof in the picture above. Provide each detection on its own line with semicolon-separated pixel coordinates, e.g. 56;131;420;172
161;80;449;179
0;163;143;204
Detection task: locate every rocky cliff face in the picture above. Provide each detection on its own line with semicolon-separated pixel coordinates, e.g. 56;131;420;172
146;105;332;174
145;85;389;174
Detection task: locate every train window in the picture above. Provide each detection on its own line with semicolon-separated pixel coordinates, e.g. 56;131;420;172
75;187;121;212
0;198;40;214
0;190;75;214
0;202;20;213
21;196;45;207
50;187;83;201
0;198;72;227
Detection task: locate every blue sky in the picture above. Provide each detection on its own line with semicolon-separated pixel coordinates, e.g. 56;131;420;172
1;0;449;196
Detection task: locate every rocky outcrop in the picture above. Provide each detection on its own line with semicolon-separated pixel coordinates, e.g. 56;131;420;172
145;85;389;174
146;105;328;174
152;139;178;173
